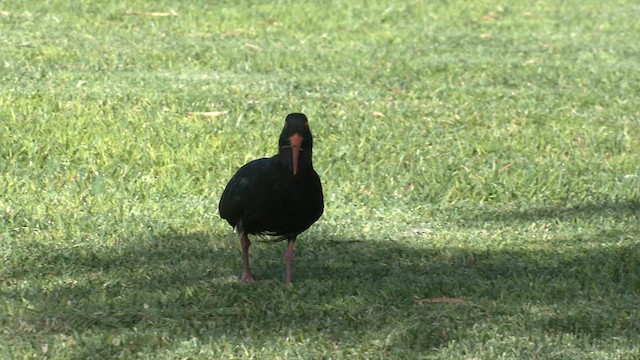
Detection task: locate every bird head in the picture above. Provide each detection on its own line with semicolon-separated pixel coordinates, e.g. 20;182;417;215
279;113;314;176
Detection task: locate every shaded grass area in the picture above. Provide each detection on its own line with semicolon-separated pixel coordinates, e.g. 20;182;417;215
2;201;639;358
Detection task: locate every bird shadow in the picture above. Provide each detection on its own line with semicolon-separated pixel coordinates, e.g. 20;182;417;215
2;200;639;356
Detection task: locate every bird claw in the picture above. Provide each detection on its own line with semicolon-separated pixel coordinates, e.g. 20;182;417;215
240;272;256;283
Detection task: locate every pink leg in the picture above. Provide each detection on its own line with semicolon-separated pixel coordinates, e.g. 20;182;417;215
285;239;295;286
240;232;255;283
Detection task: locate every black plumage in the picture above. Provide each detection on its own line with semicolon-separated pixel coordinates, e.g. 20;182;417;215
218;113;324;285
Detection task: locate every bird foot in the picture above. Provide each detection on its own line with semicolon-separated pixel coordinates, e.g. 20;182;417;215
240;272;256;283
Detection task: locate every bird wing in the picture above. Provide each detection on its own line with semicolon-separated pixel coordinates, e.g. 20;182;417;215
218;157;272;230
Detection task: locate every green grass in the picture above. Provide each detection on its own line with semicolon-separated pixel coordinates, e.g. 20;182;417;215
1;0;639;358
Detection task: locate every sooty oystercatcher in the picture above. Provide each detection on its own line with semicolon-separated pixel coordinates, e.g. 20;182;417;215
218;113;324;285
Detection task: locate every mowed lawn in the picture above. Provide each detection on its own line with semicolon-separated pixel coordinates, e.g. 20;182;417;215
1;0;639;358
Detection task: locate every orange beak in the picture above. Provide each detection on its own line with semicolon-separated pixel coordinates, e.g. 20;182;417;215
289;133;303;175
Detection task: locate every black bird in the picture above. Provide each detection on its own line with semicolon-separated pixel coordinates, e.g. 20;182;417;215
218;113;324;285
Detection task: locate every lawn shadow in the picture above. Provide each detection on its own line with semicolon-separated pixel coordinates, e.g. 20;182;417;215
3;201;639;355
464;199;640;226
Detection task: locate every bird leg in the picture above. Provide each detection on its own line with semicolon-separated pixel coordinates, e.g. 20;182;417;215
240;232;255;283
285;238;296;286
